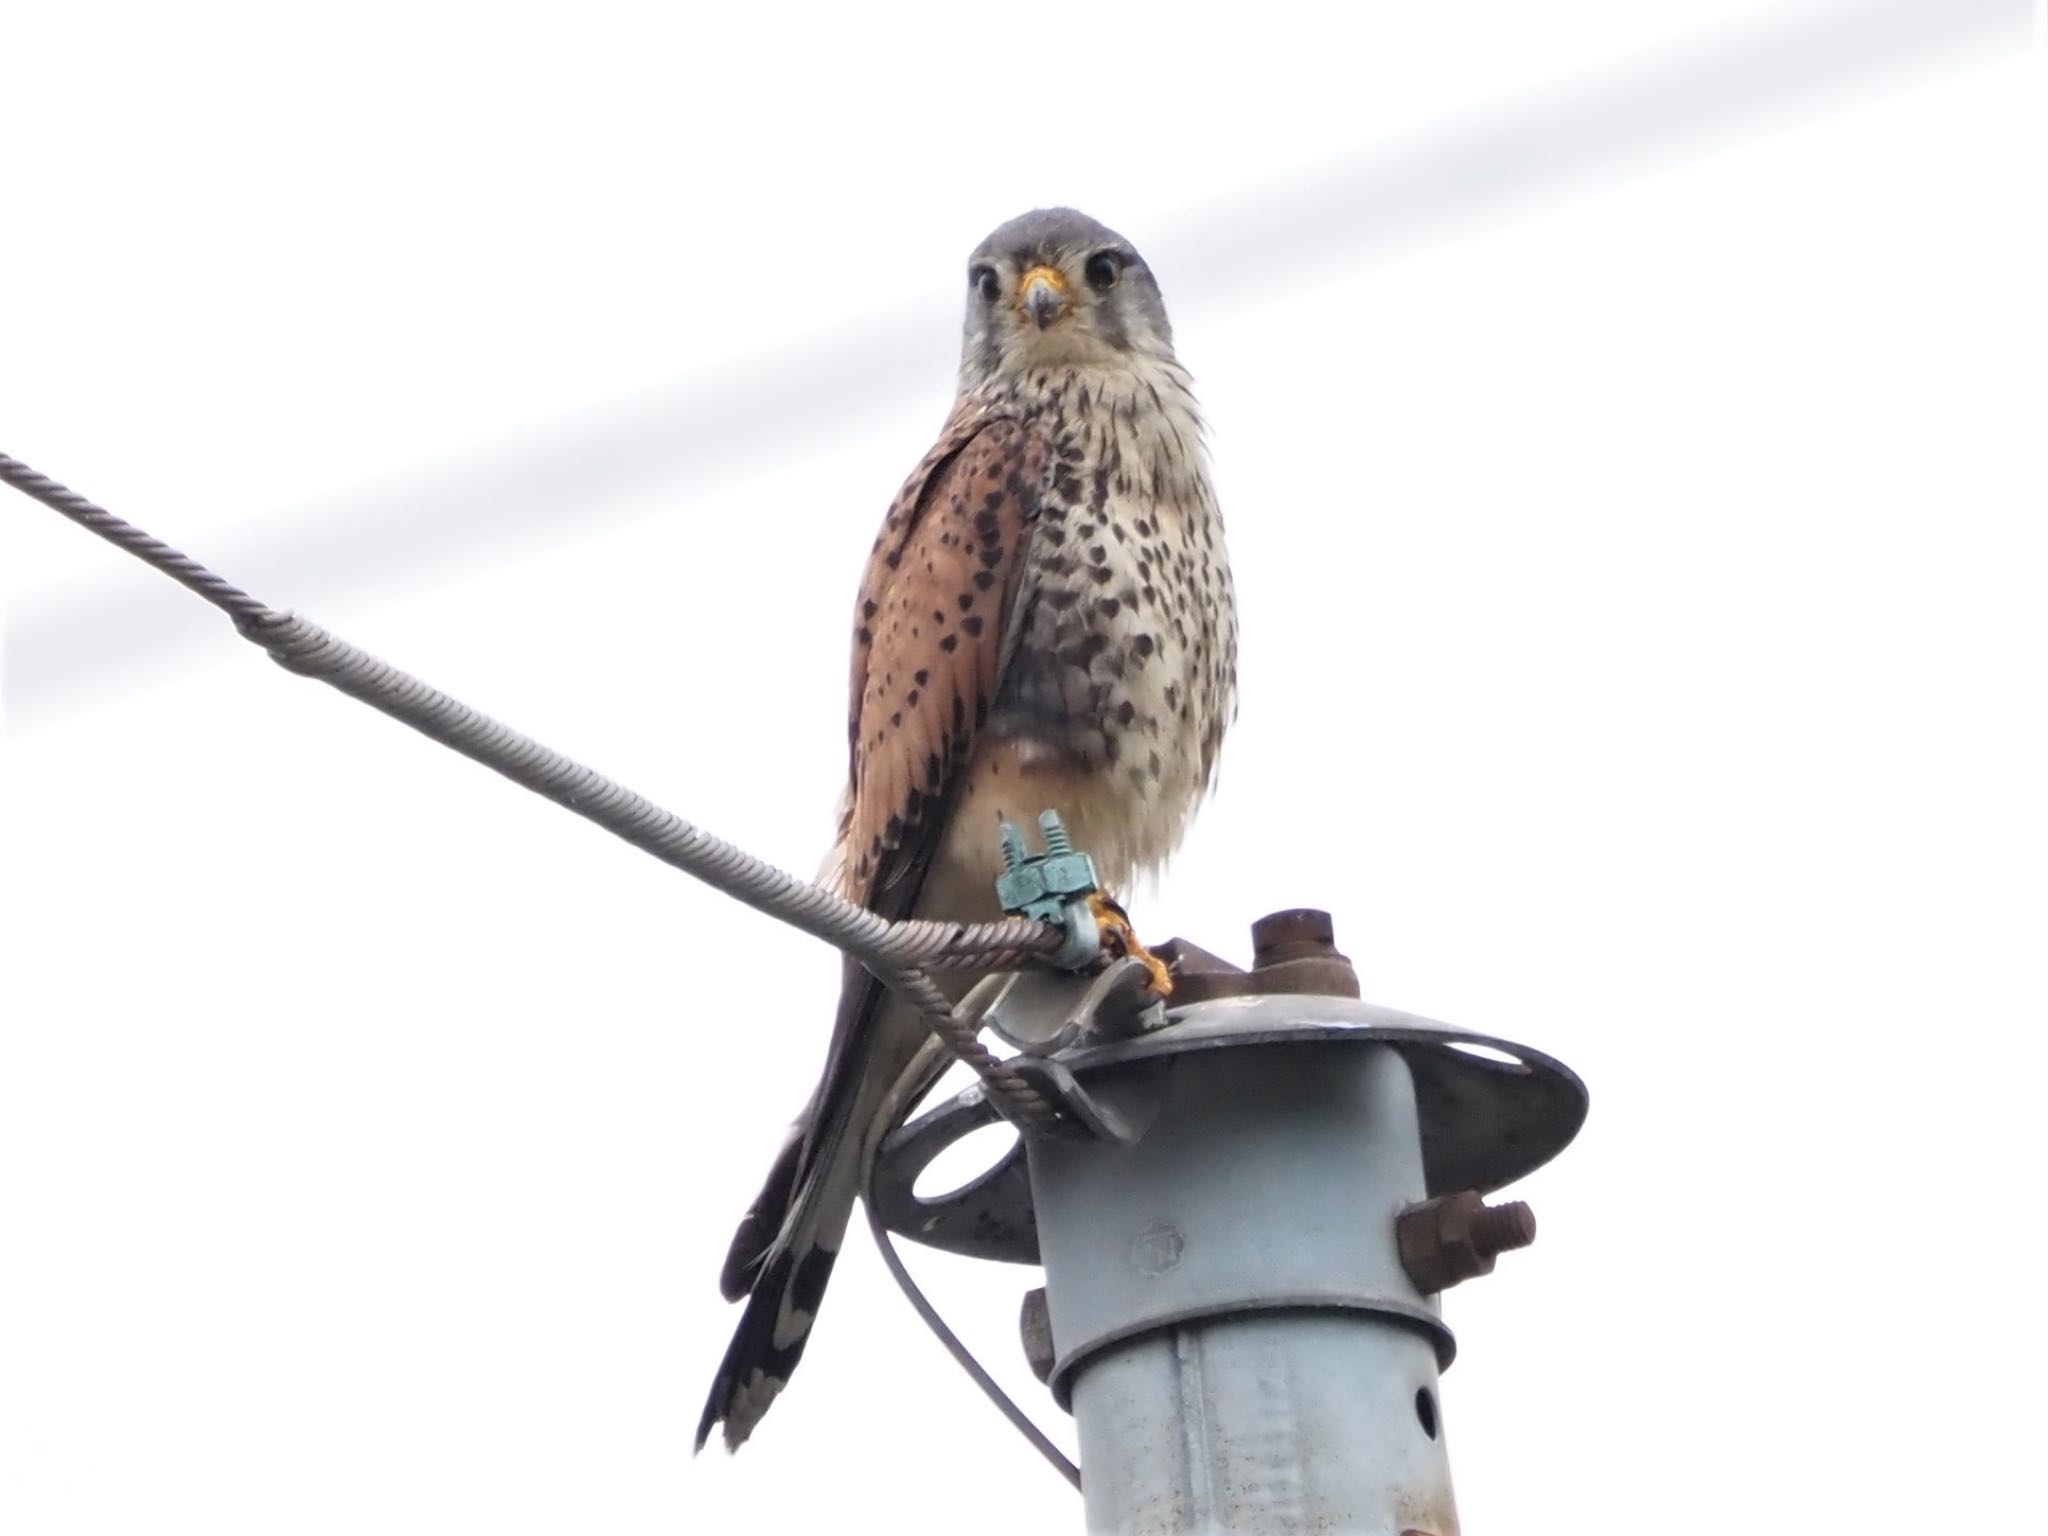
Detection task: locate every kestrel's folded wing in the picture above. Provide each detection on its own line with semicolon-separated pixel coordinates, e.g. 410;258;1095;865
699;409;1050;1452
841;407;1049;913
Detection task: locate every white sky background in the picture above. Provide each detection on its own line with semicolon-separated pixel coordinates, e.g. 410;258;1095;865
3;1;2044;1531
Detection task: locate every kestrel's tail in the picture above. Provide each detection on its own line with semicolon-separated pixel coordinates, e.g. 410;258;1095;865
695;1205;847;1451
696;957;933;1451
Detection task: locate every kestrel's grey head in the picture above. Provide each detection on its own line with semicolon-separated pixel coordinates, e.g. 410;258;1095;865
959;207;1176;388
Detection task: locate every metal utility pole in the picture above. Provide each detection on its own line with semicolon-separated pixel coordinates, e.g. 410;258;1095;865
873;909;1587;1535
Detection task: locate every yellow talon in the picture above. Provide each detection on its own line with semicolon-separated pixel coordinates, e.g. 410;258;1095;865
1089;891;1174;998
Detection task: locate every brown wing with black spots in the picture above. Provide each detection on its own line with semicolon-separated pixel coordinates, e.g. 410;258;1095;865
843;410;1047;911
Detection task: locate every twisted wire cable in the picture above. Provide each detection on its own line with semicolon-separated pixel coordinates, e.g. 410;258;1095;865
861;1031;1082;1491
3;450;1059;1125
1;454;271;623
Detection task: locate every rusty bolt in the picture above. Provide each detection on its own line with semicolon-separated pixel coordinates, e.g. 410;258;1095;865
1020;1286;1055;1383
1396;1190;1537;1295
1246;908;1360;998
1251;907;1337;965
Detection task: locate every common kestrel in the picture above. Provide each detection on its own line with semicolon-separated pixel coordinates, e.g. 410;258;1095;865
698;207;1237;1451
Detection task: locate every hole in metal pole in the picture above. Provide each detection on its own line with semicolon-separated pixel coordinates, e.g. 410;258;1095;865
1415;1386;1439;1440
912;1119;1021;1202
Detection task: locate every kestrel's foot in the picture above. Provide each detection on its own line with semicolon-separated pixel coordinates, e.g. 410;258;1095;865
1089;891;1174;997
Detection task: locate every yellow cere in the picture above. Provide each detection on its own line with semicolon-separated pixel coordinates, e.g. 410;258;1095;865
1017;264;1070;300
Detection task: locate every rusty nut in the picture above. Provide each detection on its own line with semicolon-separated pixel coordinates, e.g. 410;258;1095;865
1020;1286;1055;1383
1397;1190;1537;1295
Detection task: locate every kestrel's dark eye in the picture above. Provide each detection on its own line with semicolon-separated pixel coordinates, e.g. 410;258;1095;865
1084;251;1122;291
971;264;1000;303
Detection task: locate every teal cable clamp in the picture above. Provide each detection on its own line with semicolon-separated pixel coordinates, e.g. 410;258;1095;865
995;811;1103;972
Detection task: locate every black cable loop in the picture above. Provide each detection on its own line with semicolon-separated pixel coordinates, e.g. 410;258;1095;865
861;1038;1081;1491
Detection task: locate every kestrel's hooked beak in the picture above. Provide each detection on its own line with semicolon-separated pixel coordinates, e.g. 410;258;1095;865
1018;265;1069;329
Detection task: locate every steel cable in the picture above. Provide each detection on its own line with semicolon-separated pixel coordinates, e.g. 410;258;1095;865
2;451;1060;1125
1;454;270;622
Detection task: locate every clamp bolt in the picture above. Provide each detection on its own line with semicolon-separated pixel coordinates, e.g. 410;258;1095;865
1396;1190;1537;1294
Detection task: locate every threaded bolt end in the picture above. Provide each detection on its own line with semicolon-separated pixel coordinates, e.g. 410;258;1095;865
1470;1200;1537;1257
1039;809;1073;856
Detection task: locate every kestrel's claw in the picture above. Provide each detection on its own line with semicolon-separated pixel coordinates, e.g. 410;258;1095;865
1089;891;1174;998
